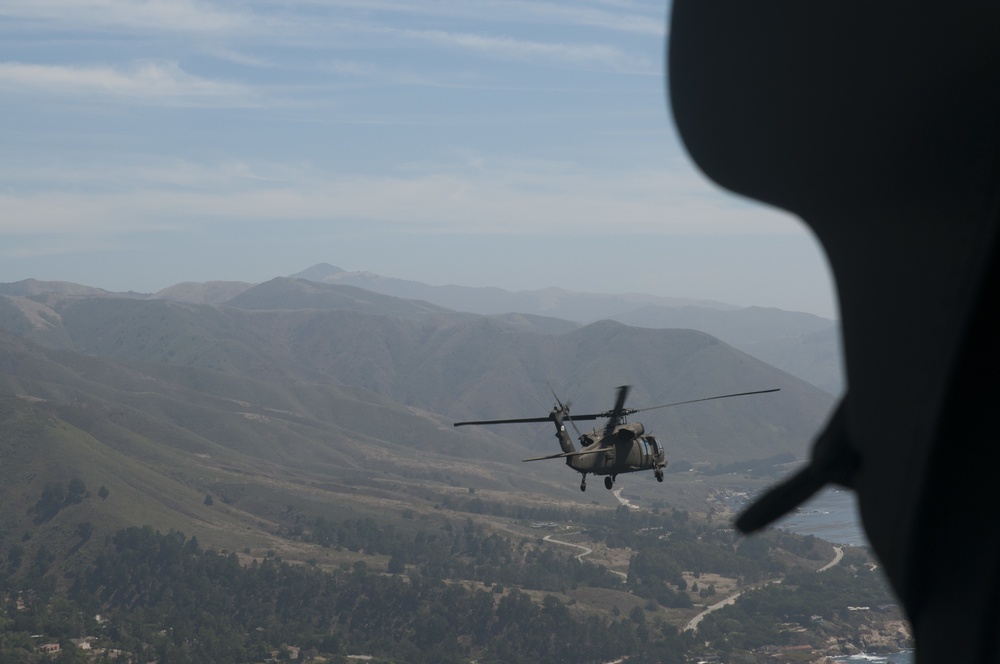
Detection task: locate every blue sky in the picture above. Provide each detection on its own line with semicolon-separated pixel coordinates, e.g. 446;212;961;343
0;0;838;318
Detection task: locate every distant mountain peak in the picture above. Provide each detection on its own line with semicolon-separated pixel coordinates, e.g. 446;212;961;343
0;278;119;298
289;264;347;281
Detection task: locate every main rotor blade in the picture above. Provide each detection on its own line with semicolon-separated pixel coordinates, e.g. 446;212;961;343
613;385;631;416
634;388;781;414
454;413;603;427
454;416;554;426
522;448;606;462
456;388;779;427
604;385;631;437
565;414;584;439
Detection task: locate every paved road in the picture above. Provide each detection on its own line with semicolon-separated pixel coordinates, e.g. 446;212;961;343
543;534;592;562
612;488;640;510
818;546;844;572
686;545;843;632
685;590;746;631
544;534;628;579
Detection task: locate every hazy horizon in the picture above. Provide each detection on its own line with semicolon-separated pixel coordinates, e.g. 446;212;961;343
0;1;838;318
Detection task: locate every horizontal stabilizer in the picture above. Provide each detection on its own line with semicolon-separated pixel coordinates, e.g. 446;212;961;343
522;447;606;462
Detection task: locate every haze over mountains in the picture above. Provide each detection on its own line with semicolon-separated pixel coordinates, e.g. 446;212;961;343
292;265;843;396
151;264;843;395
0;267;837;563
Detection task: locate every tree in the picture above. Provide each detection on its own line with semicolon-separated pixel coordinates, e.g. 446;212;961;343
66;478;86;504
76;522;93;543
387;554;405;574
32;483;65;524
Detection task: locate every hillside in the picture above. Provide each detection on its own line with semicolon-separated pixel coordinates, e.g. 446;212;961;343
0;276;889;664
290;264;844;395
0;275;834;582
2;268;843;396
0;278;832;464
0;326;572;566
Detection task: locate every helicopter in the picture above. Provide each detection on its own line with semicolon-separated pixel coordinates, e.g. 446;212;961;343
454;385;780;491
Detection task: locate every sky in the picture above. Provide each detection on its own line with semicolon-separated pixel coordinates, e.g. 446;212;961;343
0;0;839;319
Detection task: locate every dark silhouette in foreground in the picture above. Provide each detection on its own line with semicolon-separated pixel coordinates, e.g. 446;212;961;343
668;3;1000;661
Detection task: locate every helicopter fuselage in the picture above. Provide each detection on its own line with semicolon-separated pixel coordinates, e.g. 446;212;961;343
563;423;665;477
550;413;667;490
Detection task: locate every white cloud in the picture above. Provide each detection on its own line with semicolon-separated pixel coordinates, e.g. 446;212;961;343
477;0;665;36
409;29;630;68
0;0;248;33
0;0;664;42
0;60;261;106
303;0;665;36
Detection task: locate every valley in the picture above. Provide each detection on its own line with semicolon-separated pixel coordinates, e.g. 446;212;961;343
0;271;906;663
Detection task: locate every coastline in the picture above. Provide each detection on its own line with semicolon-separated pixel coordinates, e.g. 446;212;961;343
833;651;914;664
763;488;914;664
773;487;867;547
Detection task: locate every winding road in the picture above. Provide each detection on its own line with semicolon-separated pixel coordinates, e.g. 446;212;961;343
543;534;592;562
542;525;848;634
684;544;844;632
544;534;629;579
612;488;640;510
818;546;844;572
685;590;750;632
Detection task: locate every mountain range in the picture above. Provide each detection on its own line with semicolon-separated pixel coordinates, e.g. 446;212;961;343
153;264;843;394
0;268;837;568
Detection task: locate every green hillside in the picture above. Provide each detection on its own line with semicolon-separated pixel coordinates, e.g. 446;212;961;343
0;280;902;664
0;279;835;581
0;325;579;569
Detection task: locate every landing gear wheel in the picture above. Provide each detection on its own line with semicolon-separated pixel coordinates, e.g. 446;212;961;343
655;468;664;482
580;475;587;492
604;476;614;490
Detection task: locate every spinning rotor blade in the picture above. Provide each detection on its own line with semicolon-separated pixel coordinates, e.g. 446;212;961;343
454;413;603;427
455;387;780;428
454;415;555;426
604;385;631;436
565;416;584;439
634;388;781;414
546;381;569;412
548;382;584;438
456;384;588;428
611;385;630;419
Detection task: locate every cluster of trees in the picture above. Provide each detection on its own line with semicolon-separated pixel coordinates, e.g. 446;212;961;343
30;479;87;525
694;563;899;653
286;515;621;593
624;525;785;608
1;526;690;663
0;487;899;663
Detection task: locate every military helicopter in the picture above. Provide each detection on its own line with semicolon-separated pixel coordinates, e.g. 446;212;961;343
454;385;780;491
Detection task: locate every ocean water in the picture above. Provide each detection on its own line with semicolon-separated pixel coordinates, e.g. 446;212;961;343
751;487;914;664
834;652;914;664
719;485;868;547
772;486;868;547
